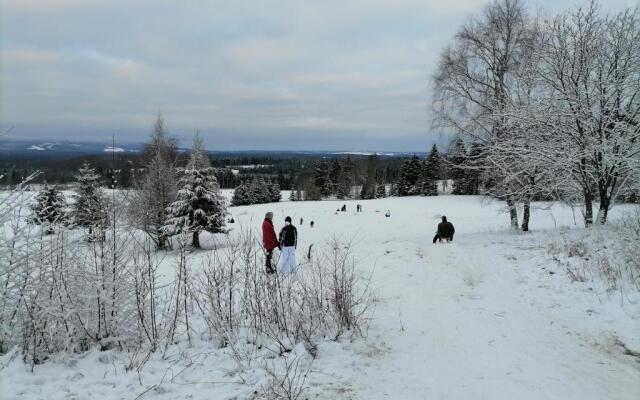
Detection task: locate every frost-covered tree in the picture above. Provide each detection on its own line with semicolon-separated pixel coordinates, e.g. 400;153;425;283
538;3;640;225
72;161;108;238
131;113;178;248
433;0;538;229
375;183;387;198
164;135;226;248
30;184;66;234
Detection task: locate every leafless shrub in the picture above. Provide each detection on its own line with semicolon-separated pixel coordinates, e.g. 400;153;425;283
620;210;640;290
261;352;312;400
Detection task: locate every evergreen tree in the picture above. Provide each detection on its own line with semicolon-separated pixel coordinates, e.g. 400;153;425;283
232;177;281;205
303;181;321;200
465;142;485;195
314;161;332;197
360;154;378;199
231;180;250;206
337;157;355;199
448;138;469;195
31;184;66;234
375;183;387;198
397;155;423;196
422;144;440;196
164;135;227;248
268;181;281;203
72;161;108;238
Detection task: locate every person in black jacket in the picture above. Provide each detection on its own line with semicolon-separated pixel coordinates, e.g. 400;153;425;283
433;215;455;243
279;216;298;273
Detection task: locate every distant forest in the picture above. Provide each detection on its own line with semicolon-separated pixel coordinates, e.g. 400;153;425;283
0;150;407;191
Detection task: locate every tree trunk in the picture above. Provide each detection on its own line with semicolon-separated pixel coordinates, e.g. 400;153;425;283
596;176;615;225
596;194;610;225
583;190;593;227
521;198;530;232
507;197;518;229
192;231;200;249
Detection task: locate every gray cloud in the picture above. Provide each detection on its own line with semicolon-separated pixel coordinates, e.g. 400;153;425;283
0;0;634;151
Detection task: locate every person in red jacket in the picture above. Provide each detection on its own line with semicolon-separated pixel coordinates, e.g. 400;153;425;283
262;211;279;273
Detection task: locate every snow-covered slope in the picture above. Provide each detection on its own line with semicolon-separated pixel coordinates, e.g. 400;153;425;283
2;195;639;399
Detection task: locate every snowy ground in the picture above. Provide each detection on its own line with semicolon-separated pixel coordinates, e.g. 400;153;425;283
2;194;639;399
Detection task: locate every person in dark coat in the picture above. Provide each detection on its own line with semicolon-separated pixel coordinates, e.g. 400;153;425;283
341;204;346;212
310;221;314;228
279;216;298;273
262;212;278;273
433;215;455;243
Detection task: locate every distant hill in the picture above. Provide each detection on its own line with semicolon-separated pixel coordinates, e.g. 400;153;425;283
0;139;429;160
0;139;146;160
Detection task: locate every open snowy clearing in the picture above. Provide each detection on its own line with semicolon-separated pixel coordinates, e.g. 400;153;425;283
2;195;639;399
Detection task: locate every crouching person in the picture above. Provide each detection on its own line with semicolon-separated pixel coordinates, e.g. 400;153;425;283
433;215;455;243
279;216;298;274
262;212;278;273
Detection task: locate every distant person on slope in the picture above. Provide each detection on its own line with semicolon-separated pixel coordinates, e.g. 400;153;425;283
279;216;298;274
262;212;278;273
433;215;455;243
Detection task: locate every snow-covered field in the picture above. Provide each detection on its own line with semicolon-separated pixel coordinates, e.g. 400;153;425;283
2;194;639;399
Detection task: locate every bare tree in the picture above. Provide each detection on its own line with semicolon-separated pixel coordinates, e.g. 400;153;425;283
432;0;538;229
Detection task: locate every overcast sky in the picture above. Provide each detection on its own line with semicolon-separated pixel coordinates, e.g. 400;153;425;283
1;0;636;151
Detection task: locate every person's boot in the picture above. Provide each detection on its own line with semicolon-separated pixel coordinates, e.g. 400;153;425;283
266;253;275;274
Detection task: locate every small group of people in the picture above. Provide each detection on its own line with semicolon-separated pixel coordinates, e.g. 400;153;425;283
260;209;455;275
356;204;363;212
262;212;298;274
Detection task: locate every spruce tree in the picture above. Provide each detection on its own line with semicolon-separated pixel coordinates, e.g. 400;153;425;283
375;183;387;198
422;144;440;196
232;181;250;206
397;155;423;196
164;135;227;248
314;161;332;197
464;142;485;195
72;161;108;238
31;183;66;234
360;154;378;199
268;181;281;202
448;138;469;195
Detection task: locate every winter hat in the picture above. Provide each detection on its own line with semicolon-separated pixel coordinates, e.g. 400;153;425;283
442;216;447;222
285;216;292;223
265;212;274;220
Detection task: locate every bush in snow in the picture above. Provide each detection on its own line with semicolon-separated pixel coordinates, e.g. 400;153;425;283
164;135;227;248
194;231;373;353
